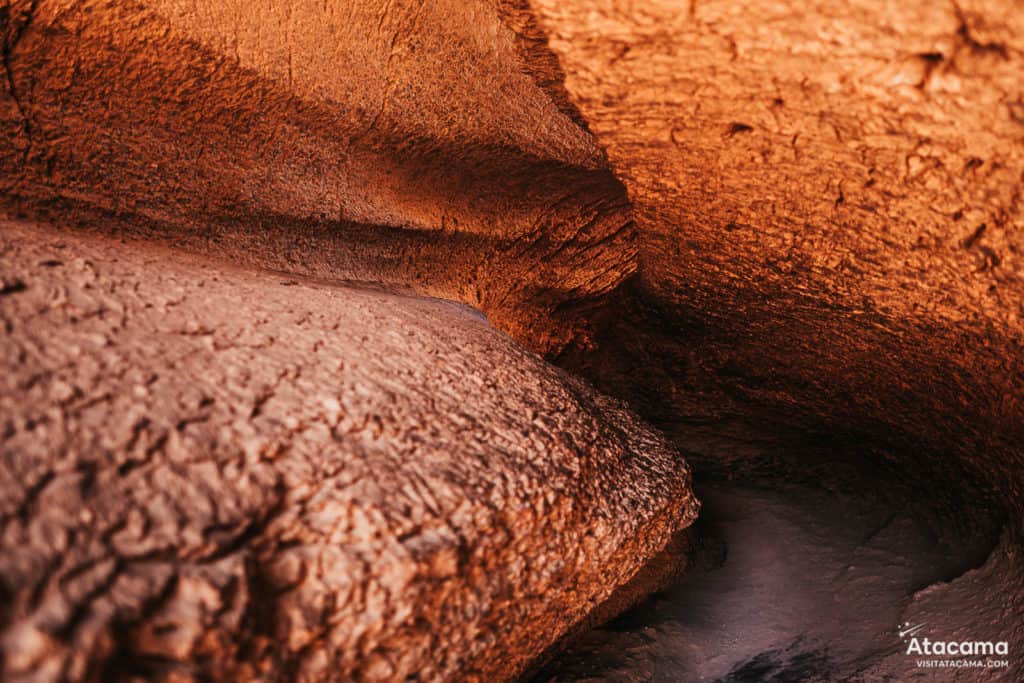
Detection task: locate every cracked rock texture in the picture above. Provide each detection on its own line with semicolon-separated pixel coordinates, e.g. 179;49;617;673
0;219;697;681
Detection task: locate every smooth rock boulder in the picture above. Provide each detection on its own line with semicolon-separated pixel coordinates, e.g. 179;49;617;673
0;219;698;681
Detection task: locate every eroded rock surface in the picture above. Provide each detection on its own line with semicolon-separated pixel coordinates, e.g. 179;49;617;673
0;0;634;353
530;0;1024;517
0;219;697;681
519;1;1024;677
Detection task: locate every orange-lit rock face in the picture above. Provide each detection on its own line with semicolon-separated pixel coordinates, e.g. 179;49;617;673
0;220;696;681
0;0;635;353
533;0;1023;321
530;0;1024;510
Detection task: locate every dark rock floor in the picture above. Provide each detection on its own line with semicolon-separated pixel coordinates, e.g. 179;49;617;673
537;444;1020;682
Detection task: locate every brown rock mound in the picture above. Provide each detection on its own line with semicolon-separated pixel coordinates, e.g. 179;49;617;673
0;220;697;681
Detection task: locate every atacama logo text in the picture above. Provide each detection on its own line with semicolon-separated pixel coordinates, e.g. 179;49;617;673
899;622;1009;670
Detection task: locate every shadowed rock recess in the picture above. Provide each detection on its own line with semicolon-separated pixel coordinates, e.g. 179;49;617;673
0;0;1022;681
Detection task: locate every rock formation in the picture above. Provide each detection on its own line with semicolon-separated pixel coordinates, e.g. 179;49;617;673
0;220;696;680
528;0;1024;515
526;1;1024;678
0;0;634;353
1;0;1023;680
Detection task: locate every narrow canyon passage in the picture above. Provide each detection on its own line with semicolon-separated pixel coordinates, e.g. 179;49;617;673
1;0;1023;681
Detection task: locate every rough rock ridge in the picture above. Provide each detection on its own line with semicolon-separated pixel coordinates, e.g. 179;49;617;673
0;0;637;354
0;220;697;681
2;0;1023;679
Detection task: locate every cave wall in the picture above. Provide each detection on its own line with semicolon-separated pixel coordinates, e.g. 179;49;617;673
3;1;1020;490
529;0;1024;515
